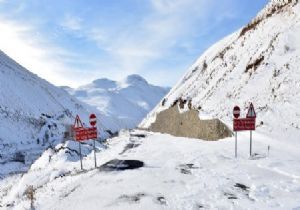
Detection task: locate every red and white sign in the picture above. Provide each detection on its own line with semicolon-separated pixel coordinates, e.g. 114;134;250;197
233;106;240;118
74;115;83;128
86;127;97;139
233;103;256;131
246;103;256;118
233;118;255;131
232;103;257;157
89;114;97;127
74;127;88;141
73;114;98;141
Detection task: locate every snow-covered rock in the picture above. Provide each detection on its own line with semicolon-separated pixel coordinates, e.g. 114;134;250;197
140;0;300;144
63;74;169;129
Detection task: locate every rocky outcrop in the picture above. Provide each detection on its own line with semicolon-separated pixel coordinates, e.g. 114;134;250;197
147;106;232;141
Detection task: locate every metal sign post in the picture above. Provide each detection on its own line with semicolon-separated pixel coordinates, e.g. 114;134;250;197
233;103;256;158
93;140;97;168
250;130;252;156
233;106;240;158
73;114;98;170
79;142;83;170
235;132;237;158
89;114;98;168
246;103;256;157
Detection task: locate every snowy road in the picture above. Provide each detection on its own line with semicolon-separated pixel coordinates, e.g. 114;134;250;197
1;130;300;210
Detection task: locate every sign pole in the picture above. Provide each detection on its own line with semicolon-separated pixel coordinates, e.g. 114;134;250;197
79;142;83;170
235;131;237;158
89;113;98;168
93;139;97;168
250;130;252;157
74;114;98;170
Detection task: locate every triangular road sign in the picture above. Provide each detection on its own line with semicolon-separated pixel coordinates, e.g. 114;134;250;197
246;103;256;118
74;115;84;128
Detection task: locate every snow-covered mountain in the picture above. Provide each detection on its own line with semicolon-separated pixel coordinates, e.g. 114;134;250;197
0;49;127;176
1;1;300;209
63;75;169;129
141;0;300;144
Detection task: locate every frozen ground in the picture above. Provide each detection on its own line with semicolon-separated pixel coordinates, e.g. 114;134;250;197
1;129;299;210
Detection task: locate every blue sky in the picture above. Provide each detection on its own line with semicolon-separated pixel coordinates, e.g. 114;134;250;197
0;0;268;87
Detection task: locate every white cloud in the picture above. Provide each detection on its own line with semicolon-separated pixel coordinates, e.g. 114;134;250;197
85;0;230;83
0;0;241;87
61;14;82;31
0;18;94;87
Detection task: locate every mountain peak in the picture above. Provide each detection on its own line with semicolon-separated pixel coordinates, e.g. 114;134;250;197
124;74;148;85
91;78;117;89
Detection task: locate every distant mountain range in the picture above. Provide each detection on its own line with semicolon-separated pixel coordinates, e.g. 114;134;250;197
0;48;167;176
62;74;169;129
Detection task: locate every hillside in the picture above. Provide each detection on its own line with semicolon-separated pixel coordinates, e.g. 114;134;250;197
63;75;169;129
1;1;300;209
140;0;300;144
0;49;126;177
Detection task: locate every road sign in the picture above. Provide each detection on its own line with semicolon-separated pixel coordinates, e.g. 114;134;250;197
74;127;87;141
233;103;257;158
73;114;99;170
246;103;256;118
233;118;255;131
233;106;240;118
89;114;97;127
87;127;97;139
74;115;83;128
74;127;97;141
73;115;98;141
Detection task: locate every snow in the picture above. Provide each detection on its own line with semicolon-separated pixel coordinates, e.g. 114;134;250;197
1;130;299;209
0;49;167;181
140;0;300;145
0;48;125;145
1;0;300;209
63;74;169;129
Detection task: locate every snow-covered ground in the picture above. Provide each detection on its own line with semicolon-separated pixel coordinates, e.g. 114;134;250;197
1;129;299;210
63;74;169;129
1;0;300;209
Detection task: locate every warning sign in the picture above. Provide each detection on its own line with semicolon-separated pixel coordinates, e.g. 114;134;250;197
246;103;256;118
73;115;98;141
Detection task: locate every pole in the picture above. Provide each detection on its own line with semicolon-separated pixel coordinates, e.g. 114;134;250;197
235;131;237;158
93;139;97;168
79;142;83;170
250;130;252;157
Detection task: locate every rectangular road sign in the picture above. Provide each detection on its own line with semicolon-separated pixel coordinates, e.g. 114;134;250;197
74;127;97;141
74;127;87;141
233;118;255;131
86;127;97;139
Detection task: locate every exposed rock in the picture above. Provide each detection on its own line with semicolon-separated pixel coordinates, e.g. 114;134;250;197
148;106;232;141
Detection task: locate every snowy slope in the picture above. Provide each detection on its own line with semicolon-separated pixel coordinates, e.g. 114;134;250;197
1;130;299;209
1;1;300;209
63;74;169;129
0;50;128;176
140;0;300;144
